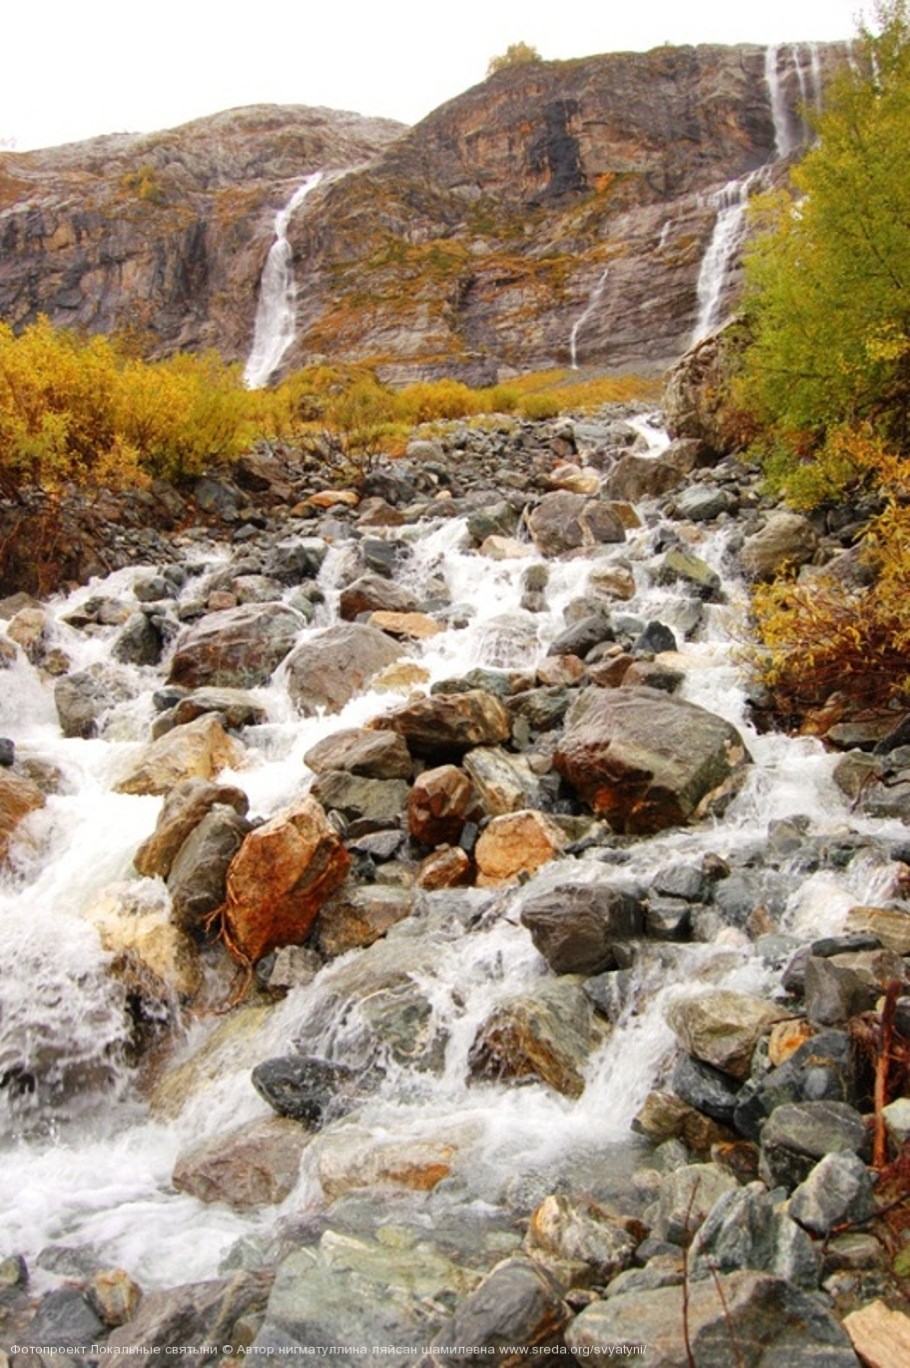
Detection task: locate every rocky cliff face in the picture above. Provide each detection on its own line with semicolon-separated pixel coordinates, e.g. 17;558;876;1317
0;42;844;380
0;106;405;357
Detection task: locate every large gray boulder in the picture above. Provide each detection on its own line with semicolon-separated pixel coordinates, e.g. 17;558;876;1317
168;602;305;688
554;686;750;834
285;623;403;715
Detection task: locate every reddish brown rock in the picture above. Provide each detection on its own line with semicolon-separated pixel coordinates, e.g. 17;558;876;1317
373;688;511;757
408;765;476;846
219;797;350;964
416;846;473;890
172;1116;309;1210
474;810;565;886
554;686;749;834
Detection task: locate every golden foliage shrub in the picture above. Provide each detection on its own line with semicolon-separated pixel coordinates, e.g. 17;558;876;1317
0;318;250;490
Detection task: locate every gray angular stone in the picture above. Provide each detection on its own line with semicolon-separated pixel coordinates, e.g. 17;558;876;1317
789;1152;877;1235
304;727;412;780
167;805;251;937
285;623;404;715
566;1270;858;1366
689;1181;820;1290
650;1163;739;1243
520;882;644;975
310;770;409;824
760;1101;869;1190
804;956;879;1026
434;1256;569;1365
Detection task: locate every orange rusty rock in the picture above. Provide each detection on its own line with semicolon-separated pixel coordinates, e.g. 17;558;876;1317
220;796;350;965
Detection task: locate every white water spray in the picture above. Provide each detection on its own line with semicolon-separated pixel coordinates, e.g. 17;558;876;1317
692;170;762;342
568;266;610;369
243;171;323;390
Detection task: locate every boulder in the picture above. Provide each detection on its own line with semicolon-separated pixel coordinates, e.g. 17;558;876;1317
87;1269;143;1328
468;979;600;1098
310;770;410;824
167;805;251;937
789;1151;877;1235
602;453;684;502
338;572;417;620
86;883;203;1001
54;665;136;738
433;1257;570;1364
554;686;750;833
168;602;305;688
760;1100;869;1190
526;1195;639;1282
408;765;476;845
218;797;351;964
303;727;412;780
688;1181;820;1290
844;1300;910;1368
313;1125;458;1199
115;714;245;796
313;885;414;957
567;1270;858;1365
463;746;541;815
526;491;625;557
373;688;511;756
156;687;267;735
475;809;565;886
133;778;250;879
104;1273;270;1366
251;1056;360;1126
285;623;403;715
0;770;45;865
665;991;791;1081
172;1116;309;1209
739;513;819;582
649;1163;739;1243
369;609;445;639
417;845;473;890
520;882;644;975
654;549;723;602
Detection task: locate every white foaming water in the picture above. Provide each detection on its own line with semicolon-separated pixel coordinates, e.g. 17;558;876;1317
692;170;764;342
243;171;323;390
1;423;905;1286
569;266;610;369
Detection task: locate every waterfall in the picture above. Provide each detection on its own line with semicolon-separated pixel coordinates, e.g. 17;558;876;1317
692;170;762;342
568;266;610;369
242;170;323;390
764;44;801;159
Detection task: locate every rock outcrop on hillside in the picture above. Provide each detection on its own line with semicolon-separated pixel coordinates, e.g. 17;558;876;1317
0;105;405;357
0;42;845;379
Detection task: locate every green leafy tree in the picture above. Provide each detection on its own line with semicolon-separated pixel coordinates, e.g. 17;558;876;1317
738;2;910;719
739;0;910;464
487;42;542;77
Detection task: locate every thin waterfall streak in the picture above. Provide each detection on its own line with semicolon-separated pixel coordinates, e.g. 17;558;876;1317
243;170;323;390
568;266;610;369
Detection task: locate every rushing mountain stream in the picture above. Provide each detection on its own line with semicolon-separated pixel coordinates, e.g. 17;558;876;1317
0;408;906;1362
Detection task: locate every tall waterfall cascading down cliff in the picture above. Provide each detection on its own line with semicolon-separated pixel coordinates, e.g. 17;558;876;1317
569;268;610;369
243;171;323;389
690;42;826;344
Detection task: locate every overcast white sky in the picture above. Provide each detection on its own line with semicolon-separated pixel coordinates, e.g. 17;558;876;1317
4;0;867;152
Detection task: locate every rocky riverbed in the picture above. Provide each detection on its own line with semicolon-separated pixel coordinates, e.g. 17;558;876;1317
0;404;908;1367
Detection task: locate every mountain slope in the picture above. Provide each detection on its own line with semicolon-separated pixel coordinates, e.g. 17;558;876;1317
0;43;844;380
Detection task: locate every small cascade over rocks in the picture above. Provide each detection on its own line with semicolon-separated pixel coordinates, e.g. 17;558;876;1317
243;170;323;389
693;170;765;341
0;405;906;1356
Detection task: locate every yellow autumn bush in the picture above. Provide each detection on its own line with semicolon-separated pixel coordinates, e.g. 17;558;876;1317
0;318;251;490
